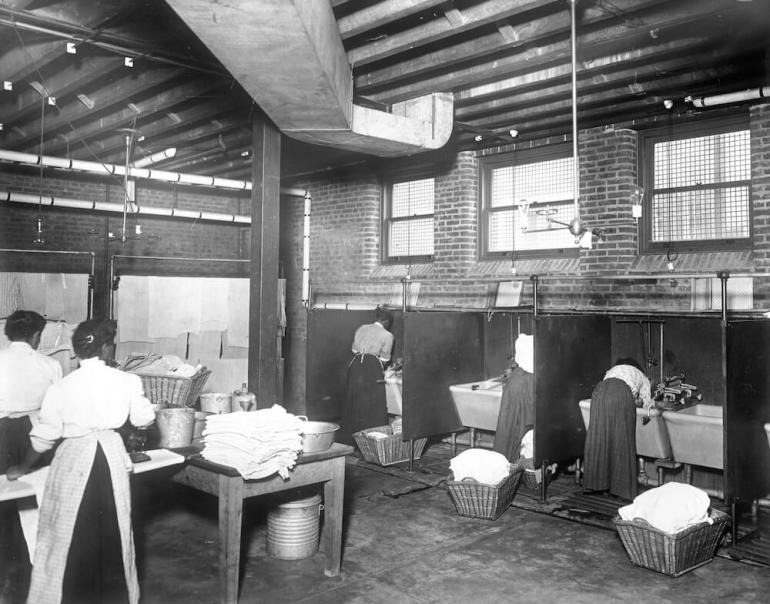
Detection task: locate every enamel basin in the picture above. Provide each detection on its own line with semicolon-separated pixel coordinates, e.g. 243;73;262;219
579;399;672;460
449;380;503;431
662;404;723;469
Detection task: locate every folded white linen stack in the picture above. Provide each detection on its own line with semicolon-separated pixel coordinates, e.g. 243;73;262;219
201;405;304;479
449;448;511;485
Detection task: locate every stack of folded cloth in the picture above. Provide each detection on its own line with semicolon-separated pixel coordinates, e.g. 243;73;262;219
449;448;511;485
201;404;304;479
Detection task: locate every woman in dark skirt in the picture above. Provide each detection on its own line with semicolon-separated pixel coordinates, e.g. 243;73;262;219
339;308;395;445
493;333;534;461
0;310;62;602
582;361;652;501
7;319;155;604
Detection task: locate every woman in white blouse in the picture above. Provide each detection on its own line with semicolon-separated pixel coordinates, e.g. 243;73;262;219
8;319;154;604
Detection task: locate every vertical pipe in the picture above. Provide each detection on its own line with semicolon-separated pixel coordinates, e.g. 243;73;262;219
302;193;311;307
530;275;539;317
569;0;579;218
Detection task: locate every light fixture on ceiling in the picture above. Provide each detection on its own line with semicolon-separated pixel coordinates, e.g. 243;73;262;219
509;129;519;138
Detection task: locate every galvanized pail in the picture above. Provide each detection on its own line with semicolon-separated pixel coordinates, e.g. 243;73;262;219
266;494;323;560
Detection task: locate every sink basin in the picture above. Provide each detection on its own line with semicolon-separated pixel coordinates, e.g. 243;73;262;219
579;399;672;460
662;404;723;469
449;381;503;431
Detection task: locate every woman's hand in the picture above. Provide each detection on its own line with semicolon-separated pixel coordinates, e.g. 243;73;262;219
5;465;25;481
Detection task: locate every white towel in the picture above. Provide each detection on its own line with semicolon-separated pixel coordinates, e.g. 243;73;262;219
618;482;712;534
450;448;511;485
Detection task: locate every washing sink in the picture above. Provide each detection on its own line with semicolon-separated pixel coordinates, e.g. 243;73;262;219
579;399;672;460
449;380;503;431
662;404;723;469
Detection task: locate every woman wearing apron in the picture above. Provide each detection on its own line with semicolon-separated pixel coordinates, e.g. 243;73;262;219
339;308;395;445
8;319;155;604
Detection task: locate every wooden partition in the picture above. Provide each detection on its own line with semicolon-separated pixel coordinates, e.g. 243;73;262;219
612;315;724;404
534;314;611;468
725;320;770;510
402;311;481;440
305;308;386;421
482;312;533;378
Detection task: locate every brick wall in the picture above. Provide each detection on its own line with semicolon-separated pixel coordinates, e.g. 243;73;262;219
1;167;249;317
3;104;770;412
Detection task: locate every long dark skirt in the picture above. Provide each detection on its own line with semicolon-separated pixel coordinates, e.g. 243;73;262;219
62;444;128;604
0;416;32;603
492;368;534;462
582;377;638;501
339;354;387;445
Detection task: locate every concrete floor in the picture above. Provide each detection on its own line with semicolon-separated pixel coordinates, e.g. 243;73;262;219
130;444;770;604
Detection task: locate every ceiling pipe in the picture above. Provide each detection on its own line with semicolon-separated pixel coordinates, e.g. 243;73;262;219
686;86;770;108
132;147;177;168
0;149;252;191
1;190;252;224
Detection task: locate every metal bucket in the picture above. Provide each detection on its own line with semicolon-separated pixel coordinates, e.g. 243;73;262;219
199;392;233;414
266;494;323;560
156;407;195;448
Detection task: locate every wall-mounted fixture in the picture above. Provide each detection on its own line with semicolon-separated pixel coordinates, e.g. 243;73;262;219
631;186;644;222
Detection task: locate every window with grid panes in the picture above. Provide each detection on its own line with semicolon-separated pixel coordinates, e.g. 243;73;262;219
643;119;751;250
481;144;579;257
384;177;434;261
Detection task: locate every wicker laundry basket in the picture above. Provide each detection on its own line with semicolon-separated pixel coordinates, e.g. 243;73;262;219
613;509;728;577
353;424;427;466
134;368;211;408
446;464;523;520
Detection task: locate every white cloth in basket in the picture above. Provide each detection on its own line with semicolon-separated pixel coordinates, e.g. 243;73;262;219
618;482;712;534
450;448;510;485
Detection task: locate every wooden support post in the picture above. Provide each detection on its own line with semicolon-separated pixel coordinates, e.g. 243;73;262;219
248;115;281;406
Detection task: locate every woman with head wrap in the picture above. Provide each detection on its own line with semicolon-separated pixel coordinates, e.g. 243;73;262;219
582;360;652;501
493;333;534;461
7;318;155;604
0;310;62;601
339;307;395;445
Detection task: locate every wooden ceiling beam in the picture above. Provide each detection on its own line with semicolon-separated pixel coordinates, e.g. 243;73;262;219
0;53;124;126
361;0;736;104
347;0;558;68
337;0;449;41
13;72;213;154
455;42;735;121
353;0;670;93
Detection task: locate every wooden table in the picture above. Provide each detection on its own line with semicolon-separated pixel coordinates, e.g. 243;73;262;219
172;443;353;604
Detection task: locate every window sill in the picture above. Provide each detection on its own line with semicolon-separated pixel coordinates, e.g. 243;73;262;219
627;250;754;274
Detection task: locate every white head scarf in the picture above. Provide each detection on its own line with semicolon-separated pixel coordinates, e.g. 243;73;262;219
515;333;534;374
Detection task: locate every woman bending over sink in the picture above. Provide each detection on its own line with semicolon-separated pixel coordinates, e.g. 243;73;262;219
583;359;653;501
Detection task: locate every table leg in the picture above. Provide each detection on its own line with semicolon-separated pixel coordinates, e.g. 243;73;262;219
321;456;345;577
218;475;244;604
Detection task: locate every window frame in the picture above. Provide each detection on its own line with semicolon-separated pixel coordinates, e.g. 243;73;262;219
479;142;579;260
381;171;436;264
639;114;752;254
